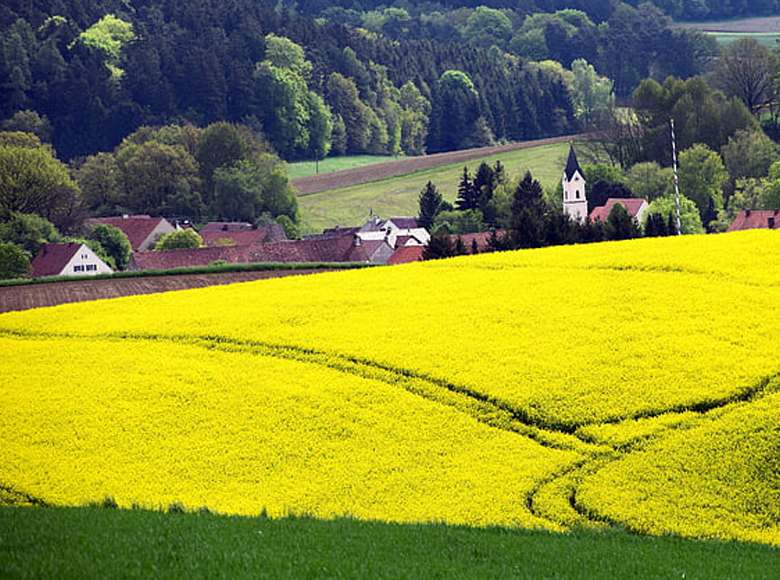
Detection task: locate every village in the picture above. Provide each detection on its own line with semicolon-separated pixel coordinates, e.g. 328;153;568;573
28;146;779;279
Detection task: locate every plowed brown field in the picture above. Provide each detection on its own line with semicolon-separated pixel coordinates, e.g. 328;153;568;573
0;269;333;314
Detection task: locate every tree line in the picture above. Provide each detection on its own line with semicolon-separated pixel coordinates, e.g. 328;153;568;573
0;0;725;162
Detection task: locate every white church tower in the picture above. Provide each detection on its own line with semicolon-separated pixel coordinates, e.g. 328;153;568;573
562;144;587;221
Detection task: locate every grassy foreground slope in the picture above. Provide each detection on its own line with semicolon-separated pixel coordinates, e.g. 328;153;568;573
2;507;779;580
1;231;780;547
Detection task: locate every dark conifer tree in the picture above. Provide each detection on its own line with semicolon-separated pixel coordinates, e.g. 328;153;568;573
510;171;547;249
702;195;719;233
422;233;455;260
455;166;478;211
418;181;442;231
604;203;641;240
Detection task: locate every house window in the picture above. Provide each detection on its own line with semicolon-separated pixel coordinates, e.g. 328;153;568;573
74;265;85;272
576;191;580;199
86;264;98;271
81;254;88;259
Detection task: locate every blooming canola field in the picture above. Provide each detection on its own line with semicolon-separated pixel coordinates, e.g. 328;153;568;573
2;230;780;544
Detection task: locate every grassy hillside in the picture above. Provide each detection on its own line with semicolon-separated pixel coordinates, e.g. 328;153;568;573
297;142;569;232
288;155;394;179
2;230;780;552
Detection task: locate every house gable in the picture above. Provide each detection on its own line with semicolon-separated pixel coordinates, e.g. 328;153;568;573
31;243;113;278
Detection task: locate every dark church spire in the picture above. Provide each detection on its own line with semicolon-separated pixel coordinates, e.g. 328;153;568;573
564;144;582;181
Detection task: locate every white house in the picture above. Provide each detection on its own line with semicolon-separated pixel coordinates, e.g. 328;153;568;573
357;216;431;248
31;243;114;278
562;144;588;222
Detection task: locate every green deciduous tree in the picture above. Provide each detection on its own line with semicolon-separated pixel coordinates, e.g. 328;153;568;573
115;140;202;218
645;194;704;235
86;223;131;270
571;58;615;129
155;229;202;251
0;211;60;256
677;144;728;219
0;133;82;229
0;241;30;279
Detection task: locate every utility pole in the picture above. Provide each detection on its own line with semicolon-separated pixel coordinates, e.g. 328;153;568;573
670;118;682;236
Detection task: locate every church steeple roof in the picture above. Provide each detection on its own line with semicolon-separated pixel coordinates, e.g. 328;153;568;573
564;144;582;181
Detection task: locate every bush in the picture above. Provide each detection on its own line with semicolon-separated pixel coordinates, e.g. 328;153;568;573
0;241;31;279
155;229;202;250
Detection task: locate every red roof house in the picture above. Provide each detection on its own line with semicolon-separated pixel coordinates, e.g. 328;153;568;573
86;216;175;251
387;246;424;264
128;236;394;271
199;223;287;247
727;209;780;232
590;198;648;224
31;242;114;278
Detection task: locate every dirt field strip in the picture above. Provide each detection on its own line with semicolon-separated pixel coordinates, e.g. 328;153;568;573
291;136;580;195
675;16;780;32
0;269;335;314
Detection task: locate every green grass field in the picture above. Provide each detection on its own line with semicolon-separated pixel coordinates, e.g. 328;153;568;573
297;142;569;233
2;506;778;579
288;155;395;179
709;31;777;47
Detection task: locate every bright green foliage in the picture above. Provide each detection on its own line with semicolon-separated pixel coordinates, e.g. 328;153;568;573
0;240;30;279
644;194;704;235
213;158;297;223
86;224;131;270
154;229;202;251
462;7;513;48
256;35;331;161
571;59;614;129
78;15;135;80
624;162;672;202
398;82;430;156
677;144;727;217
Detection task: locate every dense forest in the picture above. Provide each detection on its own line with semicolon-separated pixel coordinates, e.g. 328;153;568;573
0;0;722;161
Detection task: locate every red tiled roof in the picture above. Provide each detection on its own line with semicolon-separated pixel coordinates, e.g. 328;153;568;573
199;221;255;233
200;230;269;247
86;216;172;251
129;236;380;271
590;198;647;222
387;217;419;229
129;245;255;271
727;209;780;232
454;231;501;252
388;246;424;264
30;242;81;277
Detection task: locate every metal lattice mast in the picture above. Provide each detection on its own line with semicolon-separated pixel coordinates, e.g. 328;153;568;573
670;118;682;236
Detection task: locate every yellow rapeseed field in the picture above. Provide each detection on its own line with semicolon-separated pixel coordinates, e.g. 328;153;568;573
1;229;779;543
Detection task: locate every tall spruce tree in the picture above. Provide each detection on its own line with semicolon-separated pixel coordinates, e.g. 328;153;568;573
509;170;547;248
455;166;478;211
418;181;443;230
